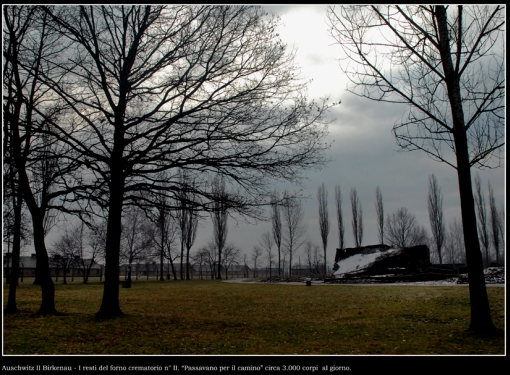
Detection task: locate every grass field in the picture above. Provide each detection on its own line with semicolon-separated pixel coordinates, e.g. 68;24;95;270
2;278;505;355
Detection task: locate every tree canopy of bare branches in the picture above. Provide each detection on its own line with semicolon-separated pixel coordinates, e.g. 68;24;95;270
327;5;504;169
385;207;428;248
13;5;335;317
327;4;503;333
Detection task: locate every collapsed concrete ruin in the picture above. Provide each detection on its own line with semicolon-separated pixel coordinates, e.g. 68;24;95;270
330;244;460;283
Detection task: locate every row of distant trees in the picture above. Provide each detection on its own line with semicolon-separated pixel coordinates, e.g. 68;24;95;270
42;169;503;283
249;172;504;277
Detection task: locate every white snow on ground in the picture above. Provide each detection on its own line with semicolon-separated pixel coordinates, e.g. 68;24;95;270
333;247;402;277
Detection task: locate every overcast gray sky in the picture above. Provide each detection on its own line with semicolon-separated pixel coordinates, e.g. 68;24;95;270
190;5;505;267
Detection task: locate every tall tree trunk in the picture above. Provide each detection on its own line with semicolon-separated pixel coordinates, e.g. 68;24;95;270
453;128;494;332
324;249;327;275
160;245;164;281
278;246;281;276
32;210;57;315
186;248;191;280
180;243;185;280
170;257;177;280
96;167;125;318
127;261;132;283
9;111;57;315
289;251;292;277
5;186;22;314
216;248;222;280
7;59;56;312
436;5;495;333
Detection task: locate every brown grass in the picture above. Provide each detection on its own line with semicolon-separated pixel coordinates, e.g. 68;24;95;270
3;278;505;355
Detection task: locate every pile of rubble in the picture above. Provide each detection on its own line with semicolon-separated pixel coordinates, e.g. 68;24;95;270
259;267;505;285
456;267;505;285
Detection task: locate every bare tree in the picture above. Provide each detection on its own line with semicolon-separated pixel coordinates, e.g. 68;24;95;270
222;243;240;280
199;241;218;279
243;253;249;278
50;228;77;284
281;246;289;277
317;183;330;274
183;185;199;281
375;186;384;244
211;174;228;280
89;219;108;265
385;207;428;248
334;184;345;250
260;232;275;277
3;6;83;315
350;188;363;247
152;191;179;280
120;205;153;283
488;182;501;265
271;191;283;276
445;218;466;266
176;171;200;280
474;174;490;267
428;174;446;264
281;190;307;276
38;5;332;318
251;245;263;278
3;163;32;312
72;221;102;283
191;248;207;279
304;240;322;274
327;4;503;332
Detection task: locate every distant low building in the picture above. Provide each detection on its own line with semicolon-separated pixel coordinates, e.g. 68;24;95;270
119;262;194;280
3;253;103;280
225;264;252;278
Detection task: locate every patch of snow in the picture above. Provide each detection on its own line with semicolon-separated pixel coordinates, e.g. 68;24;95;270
370;274;396;277
333;248;401;277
